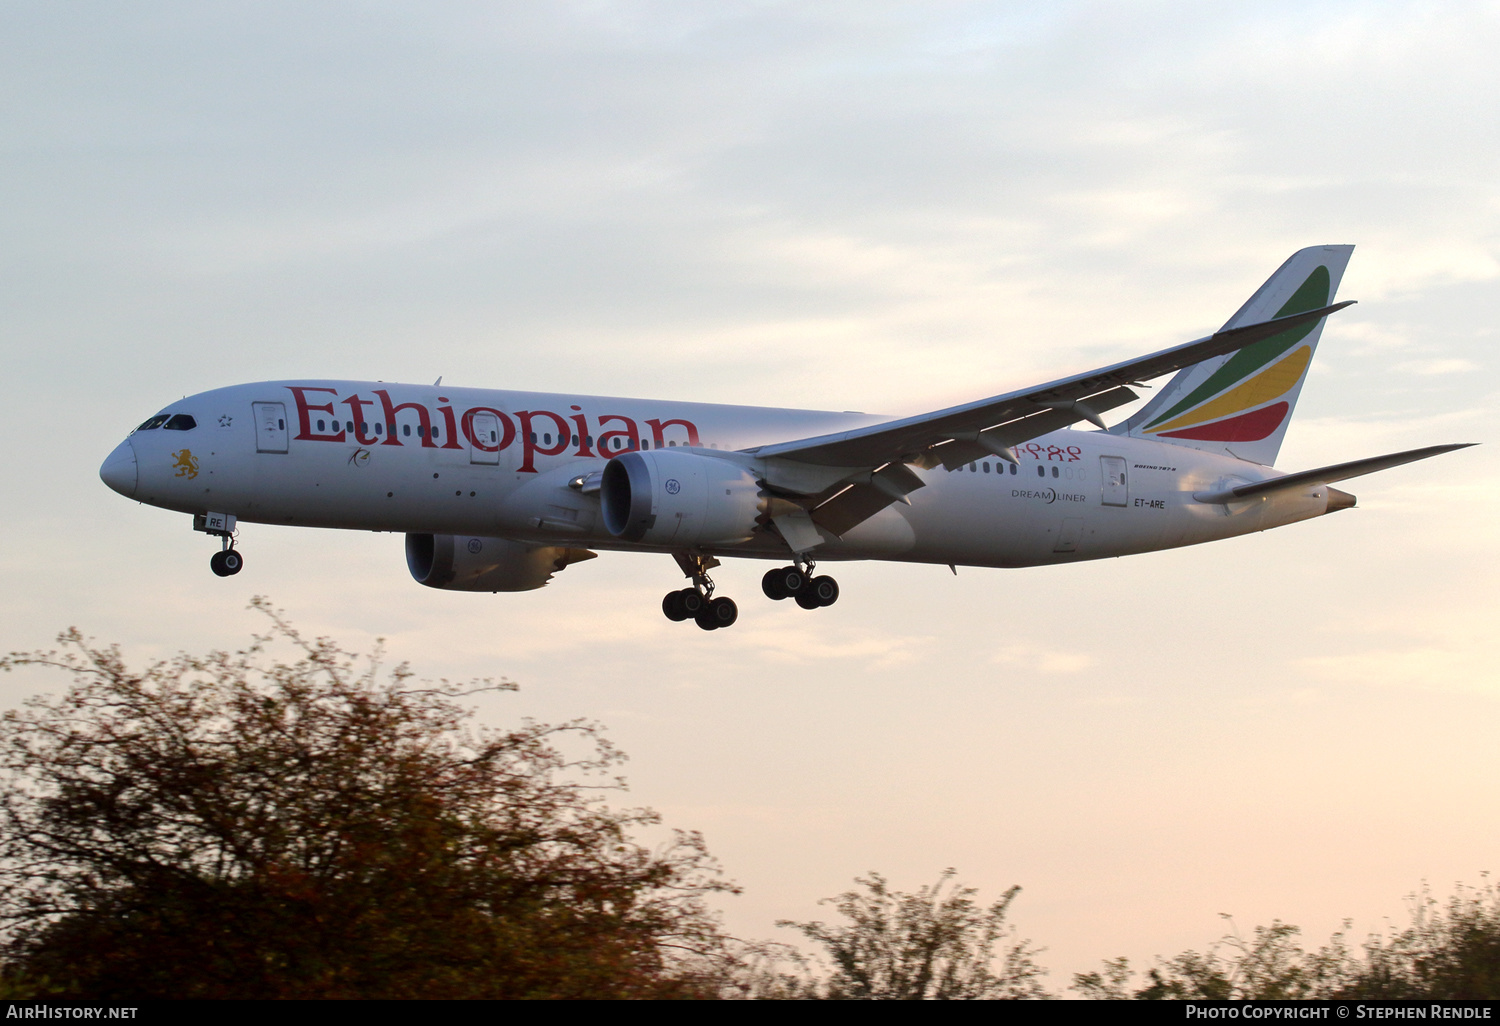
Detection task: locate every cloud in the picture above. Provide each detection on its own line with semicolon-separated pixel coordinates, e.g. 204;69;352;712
991;644;1096;675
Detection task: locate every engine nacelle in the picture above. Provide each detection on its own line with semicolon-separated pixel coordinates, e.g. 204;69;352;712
405;534;595;592
600;449;762;547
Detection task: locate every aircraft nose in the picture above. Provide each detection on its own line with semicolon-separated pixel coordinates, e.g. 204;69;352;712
100;439;138;498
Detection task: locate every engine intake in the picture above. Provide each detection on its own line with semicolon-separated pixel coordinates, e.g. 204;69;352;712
600;450;762;547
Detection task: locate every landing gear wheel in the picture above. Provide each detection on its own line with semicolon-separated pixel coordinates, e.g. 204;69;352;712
210;549;243;577
677;588;705;618
794;576;838;609
664;588;705;621
807;575;838;607
761;566;805;600
695;596;738;631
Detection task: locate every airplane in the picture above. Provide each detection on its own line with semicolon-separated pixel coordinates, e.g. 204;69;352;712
99;245;1472;630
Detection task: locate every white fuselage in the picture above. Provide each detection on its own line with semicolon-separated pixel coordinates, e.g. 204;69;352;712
104;380;1336;570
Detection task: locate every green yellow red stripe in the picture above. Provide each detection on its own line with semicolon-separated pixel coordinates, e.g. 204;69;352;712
1147;345;1311;434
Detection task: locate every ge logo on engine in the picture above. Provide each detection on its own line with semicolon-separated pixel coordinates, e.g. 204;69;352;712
466;538;483;554
665;478;681;494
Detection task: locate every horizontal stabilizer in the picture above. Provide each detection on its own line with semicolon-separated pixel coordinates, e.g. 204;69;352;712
1192;443;1476;504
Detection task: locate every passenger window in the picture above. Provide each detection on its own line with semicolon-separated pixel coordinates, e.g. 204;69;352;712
375;423;383;435
403;424;411;437
1052;466;1059;478
1010;463;1017;475
432;428;439;439
317;420;326;431
1037;466;1044;477
163;414;197;431
983;463;990;473
346;422;353;433
544;433;551;445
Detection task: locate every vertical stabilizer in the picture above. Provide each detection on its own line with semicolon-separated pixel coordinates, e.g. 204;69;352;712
1111;245;1354;466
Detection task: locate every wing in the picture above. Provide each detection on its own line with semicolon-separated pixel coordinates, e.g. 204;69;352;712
742;301;1353;538
750;302;1353;470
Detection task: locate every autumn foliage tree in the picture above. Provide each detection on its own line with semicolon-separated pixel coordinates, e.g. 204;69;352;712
777;870;1049;999
1074;880;1500;1000
0;601;732;999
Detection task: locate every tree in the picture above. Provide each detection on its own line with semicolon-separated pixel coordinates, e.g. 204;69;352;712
1074;879;1500;1001
0;600;733;999
777;869;1049;999
1336;879;1500;999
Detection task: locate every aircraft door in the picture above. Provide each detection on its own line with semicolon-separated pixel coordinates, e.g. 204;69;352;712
252;402;289;454
1100;456;1127;506
469;412;502;466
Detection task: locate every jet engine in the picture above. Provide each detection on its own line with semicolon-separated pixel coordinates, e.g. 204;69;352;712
405;533;596;592
600;449;763;547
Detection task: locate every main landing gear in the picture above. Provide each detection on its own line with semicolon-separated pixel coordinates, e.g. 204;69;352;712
662;553;738;631
761;560;839;610
661;554;838;630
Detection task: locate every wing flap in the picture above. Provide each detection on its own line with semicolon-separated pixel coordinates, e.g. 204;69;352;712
811;483;897;537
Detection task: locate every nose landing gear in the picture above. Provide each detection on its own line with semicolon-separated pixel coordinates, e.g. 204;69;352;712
196;512;243;577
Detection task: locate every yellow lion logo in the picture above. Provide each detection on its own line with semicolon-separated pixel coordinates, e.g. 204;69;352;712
171;449;199;480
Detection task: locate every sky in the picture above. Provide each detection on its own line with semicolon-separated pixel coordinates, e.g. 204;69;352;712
2;0;1498;987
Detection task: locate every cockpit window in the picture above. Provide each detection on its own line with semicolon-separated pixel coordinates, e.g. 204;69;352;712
135;415;170;432
163;414;197;431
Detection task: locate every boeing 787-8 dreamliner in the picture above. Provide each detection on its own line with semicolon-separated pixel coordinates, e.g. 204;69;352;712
100;245;1471;630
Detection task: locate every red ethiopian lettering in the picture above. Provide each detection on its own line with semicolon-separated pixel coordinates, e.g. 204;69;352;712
646;417;701;448
287;386;344;442
341;394;379;445
372;389;434;447
461;407;515;453
596;414;639;455
516;410;570;473
568;406;595;457
436;397;462;450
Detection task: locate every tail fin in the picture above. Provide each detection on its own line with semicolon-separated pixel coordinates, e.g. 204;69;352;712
1111;245;1354;466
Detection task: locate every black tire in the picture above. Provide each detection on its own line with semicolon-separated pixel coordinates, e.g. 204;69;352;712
210;551;230;577
795;592;821;610
221;550;244;576
761;566;803;600
663;591;688;621
808;575;838;607
678;588;705;617
695;596;738;630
